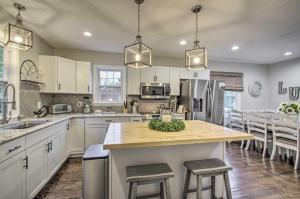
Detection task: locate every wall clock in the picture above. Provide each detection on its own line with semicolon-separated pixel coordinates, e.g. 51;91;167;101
248;81;262;98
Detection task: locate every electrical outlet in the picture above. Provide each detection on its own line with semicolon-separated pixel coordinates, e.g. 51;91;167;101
78;101;83;107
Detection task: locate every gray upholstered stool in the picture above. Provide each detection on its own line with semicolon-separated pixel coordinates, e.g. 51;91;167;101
182;158;232;199
126;163;175;199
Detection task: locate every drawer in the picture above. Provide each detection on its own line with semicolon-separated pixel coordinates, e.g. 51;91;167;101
130;117;143;122
85;117;130;125
26;127;52;148
0;137;25;163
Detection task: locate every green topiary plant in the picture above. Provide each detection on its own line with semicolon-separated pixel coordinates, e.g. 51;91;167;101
148;119;185;132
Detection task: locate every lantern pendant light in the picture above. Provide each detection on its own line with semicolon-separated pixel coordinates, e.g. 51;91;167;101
4;3;33;50
185;5;207;70
124;0;152;69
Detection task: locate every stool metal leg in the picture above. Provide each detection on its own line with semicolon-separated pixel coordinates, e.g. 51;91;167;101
160;182;165;199
164;179;171;199
223;172;232;199
128;182;133;199
131;182;138;199
182;170;191;199
196;175;202;199
211;176;215;199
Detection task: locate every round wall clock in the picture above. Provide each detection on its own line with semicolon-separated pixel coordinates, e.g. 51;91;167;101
248;81;262;98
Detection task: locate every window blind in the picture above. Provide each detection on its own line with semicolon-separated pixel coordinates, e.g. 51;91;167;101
210;71;244;91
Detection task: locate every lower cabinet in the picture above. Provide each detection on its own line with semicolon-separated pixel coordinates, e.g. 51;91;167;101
84;124;108;150
47;132;62;178
0;151;26;199
67;118;84;155
26;139;48;199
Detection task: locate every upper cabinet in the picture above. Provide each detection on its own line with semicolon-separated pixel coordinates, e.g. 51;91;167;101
179;68;210;80
57;57;76;93
39;56;91;94
76;61;92;94
127;67;141;95
140;66;170;83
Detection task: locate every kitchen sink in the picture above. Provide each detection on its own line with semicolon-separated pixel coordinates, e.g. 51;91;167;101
2;120;49;130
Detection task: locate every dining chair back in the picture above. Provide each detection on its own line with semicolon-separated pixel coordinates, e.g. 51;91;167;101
270;114;300;169
229;110;245;148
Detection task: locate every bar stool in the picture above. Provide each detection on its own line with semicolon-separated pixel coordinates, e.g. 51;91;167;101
182;158;232;199
126;163;174;199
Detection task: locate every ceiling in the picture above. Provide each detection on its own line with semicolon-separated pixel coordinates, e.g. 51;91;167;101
0;0;300;64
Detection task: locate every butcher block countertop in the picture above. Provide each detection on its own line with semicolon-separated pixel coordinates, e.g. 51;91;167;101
103;120;254;150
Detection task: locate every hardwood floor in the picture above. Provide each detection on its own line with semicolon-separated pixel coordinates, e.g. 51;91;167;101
35;144;300;199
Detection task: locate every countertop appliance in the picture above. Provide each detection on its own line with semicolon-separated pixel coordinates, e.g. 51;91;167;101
83;97;92;114
178;79;225;125
140;82;171;99
48;104;72;114
33;105;48;118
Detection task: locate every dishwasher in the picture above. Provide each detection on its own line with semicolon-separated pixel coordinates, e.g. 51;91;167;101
82;144;109;199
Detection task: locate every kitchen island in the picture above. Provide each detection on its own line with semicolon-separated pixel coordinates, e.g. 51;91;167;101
103;121;253;199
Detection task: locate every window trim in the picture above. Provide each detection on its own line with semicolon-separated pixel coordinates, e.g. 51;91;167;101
92;65;126;106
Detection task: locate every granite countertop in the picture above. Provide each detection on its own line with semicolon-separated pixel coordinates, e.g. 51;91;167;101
0;113;142;145
103;120;253;150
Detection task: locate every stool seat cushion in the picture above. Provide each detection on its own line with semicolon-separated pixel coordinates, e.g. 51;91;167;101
126;163;175;182
184;158;232;175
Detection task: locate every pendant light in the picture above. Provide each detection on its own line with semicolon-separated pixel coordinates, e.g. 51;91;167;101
4;3;33;50
124;0;152;69
185;5;207;70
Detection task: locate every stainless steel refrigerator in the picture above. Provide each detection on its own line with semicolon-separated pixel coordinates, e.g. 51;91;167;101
179;79;225;125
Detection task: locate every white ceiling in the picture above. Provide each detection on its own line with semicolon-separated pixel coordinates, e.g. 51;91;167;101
0;0;300;64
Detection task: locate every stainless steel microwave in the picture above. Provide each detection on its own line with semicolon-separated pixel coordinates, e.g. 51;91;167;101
140;83;171;99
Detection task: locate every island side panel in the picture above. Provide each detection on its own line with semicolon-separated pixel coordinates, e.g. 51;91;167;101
109;142;225;199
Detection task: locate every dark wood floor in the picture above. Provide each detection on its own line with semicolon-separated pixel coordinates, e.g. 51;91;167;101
36;144;300;199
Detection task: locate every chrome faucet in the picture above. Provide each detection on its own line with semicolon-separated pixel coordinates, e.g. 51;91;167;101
1;83;16;125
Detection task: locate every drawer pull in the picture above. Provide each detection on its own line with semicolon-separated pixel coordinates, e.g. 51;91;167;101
105;120;112;122
133;120;140;122
8;145;21;153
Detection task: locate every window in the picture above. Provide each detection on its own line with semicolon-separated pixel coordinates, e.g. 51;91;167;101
93;65;126;105
223;91;241;126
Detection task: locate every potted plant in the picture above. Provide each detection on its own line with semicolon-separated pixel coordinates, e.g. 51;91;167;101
277;102;300;115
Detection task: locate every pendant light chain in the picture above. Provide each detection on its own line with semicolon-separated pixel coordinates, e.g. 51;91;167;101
137;3;140;37
195;12;199;41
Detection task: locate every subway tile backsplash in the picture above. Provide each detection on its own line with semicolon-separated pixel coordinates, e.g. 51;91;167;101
20;83;176;117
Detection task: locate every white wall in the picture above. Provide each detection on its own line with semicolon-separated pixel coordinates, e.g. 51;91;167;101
267;58;300;109
209;60;270;110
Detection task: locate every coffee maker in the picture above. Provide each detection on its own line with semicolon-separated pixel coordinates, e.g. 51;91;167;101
83;97;92;114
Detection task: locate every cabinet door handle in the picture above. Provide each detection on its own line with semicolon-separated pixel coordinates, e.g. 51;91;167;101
8;145;21;153
49;141;53;151
88;85;90;92
46;142;52;152
67;123;70;130
23;156;28;169
58;83;61;90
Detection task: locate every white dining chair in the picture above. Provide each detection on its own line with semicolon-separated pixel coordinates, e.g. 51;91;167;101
270;114;300;170
229;110;246;148
245;112;272;157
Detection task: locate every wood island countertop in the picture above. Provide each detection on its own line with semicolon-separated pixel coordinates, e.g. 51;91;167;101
103;120;253;150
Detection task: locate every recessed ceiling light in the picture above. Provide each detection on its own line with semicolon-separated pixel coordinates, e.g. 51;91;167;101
180;40;187;45
83;31;92;37
231;45;239;51
284;51;293;56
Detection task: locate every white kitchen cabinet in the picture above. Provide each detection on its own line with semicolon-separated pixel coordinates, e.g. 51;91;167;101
76;61;92;94
169;67;180;95
57;57;76;93
179;68;210;80
26;139;48;199
85;124;108;149
39;55;58;93
47;132;62;177
155;66;170;83
0;151;26;199
141;67;156;83
67;118;84;155
127;67;141;95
